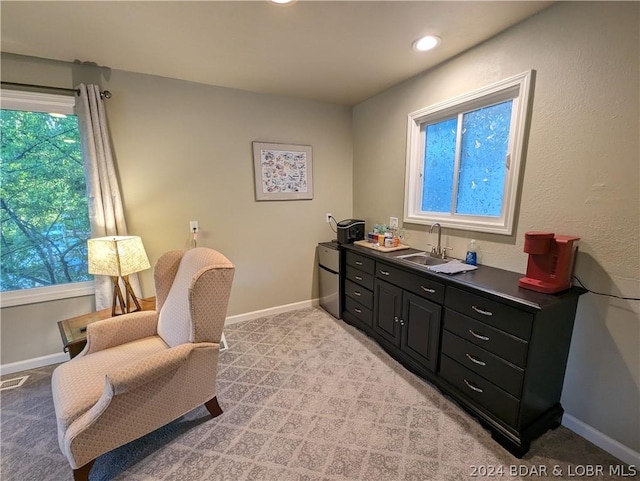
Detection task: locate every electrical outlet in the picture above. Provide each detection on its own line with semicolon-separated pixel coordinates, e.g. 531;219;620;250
326;213;333;223
189;220;199;233
389;217;399;229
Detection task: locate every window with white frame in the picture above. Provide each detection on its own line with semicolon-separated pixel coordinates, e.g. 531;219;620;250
404;70;534;235
1;89;93;307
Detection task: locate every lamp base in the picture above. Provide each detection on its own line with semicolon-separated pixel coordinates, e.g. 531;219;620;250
110;275;142;317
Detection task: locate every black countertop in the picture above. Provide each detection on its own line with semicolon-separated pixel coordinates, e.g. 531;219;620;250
342;243;586;312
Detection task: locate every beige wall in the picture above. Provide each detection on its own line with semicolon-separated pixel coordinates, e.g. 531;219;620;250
1;53;353;365
1;0;638;458
353;2;639;453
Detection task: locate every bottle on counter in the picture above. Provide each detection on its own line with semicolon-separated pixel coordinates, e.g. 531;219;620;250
466;239;478;265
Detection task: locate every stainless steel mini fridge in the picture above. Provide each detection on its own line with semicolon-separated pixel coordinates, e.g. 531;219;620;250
317;242;341;319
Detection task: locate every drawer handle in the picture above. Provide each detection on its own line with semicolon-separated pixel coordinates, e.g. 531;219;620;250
465;353;487;366
464;379;484;393
355;261;363;266
472;305;493;316
469;329;490;341
394;316;399;323
354;307;362;314
354;291;362;297
421;286;436;293
380;270;390;276
355;275;363;281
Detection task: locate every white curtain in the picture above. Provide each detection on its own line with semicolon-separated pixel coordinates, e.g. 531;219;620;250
76;84;142;310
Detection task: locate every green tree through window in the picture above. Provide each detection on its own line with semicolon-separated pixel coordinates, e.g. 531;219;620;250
1;106;91;291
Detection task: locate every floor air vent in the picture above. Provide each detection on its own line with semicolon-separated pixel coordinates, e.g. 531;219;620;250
0;375;29;391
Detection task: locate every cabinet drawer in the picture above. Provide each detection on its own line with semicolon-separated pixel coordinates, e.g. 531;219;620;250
446;287;532;340
345;265;374;291
376;262;444;304
345;296;373;328
344;279;373;309
440;354;520;428
441;330;524;398
444;309;528;368
346;252;375;275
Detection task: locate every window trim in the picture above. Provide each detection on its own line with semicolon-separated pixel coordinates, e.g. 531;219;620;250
1;89;93;308
403;70;534;235
1;281;95;308
0;89;76;114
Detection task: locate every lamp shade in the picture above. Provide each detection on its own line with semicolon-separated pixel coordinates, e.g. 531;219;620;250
88;236;151;277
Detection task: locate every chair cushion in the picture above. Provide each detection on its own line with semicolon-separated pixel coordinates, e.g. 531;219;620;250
52;336;168;431
157;248;227;347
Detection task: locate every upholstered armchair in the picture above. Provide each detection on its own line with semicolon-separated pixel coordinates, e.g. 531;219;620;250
51;247;235;481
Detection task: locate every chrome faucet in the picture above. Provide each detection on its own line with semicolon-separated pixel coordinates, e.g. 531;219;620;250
429;223;451;259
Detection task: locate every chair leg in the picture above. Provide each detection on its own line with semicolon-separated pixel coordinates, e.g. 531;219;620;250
73;459;95;481
204;396;223;418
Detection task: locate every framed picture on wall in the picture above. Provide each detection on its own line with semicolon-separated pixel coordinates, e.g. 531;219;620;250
252;142;313;201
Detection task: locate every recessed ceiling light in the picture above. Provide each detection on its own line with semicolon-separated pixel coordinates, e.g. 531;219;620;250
271;0;297;5
412;35;441;52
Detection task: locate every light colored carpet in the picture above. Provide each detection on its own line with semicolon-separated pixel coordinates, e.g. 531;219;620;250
0;307;626;480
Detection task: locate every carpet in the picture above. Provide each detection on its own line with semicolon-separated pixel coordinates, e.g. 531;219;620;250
0;307;627;480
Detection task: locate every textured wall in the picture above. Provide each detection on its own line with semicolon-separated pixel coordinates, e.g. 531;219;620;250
353;2;639;453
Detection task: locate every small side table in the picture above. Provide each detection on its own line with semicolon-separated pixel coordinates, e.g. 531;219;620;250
57;297;156;359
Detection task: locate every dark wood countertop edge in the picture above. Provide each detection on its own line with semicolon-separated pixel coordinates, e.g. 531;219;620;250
342;243;586;312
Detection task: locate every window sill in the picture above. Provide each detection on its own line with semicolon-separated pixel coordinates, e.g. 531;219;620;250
1;281;95;308
404;214;514;236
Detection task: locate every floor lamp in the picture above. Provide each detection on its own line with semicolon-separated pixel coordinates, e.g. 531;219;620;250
88;236;151;317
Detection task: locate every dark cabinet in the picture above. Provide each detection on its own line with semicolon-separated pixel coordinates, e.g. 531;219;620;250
374;277;442;373
373;279;402;344
340;244;584;458
342;252;376;330
401;291;441;372
439;286;579;455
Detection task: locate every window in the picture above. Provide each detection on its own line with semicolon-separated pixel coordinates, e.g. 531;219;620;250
404;70;534;235
1;90;93;306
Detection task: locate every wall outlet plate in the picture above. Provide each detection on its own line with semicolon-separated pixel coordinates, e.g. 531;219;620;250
389;217;399;229
326;213;332;223
189;220;199;233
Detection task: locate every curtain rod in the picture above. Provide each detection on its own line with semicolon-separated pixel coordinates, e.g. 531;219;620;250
0;81;112;99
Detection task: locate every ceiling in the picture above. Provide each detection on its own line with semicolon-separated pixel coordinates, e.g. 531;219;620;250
1;1;554;106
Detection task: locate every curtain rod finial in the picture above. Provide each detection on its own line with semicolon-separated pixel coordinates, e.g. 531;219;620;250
101;90;112;99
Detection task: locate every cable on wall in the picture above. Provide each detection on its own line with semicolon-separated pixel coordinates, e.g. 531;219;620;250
328;215;337;234
572;276;640;301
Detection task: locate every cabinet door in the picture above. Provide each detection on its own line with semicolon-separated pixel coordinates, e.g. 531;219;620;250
373;279;402;346
401;292;442;372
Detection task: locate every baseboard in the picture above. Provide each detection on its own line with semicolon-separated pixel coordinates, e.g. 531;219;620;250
225;298;319;325
563;413;640;466
0;299;321;375
1;352;69;376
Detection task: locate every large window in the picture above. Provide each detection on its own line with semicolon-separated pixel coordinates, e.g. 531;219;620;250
404;70;534;235
1;90;93;306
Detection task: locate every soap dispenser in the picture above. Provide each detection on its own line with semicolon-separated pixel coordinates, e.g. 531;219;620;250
466;239;478;266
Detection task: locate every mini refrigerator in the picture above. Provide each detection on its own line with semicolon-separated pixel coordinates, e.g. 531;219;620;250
317;241;341;319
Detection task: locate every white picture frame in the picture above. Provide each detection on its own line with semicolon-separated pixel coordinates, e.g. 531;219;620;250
252;142;313;201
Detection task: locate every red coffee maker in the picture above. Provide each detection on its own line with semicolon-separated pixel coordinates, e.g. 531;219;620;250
518;231;580;294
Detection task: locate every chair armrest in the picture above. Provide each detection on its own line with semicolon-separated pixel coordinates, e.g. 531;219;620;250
82;311;159;356
106;342;218;395
61;342;220;466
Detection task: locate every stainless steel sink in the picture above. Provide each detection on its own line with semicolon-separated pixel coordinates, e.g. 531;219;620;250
397;252;449;266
